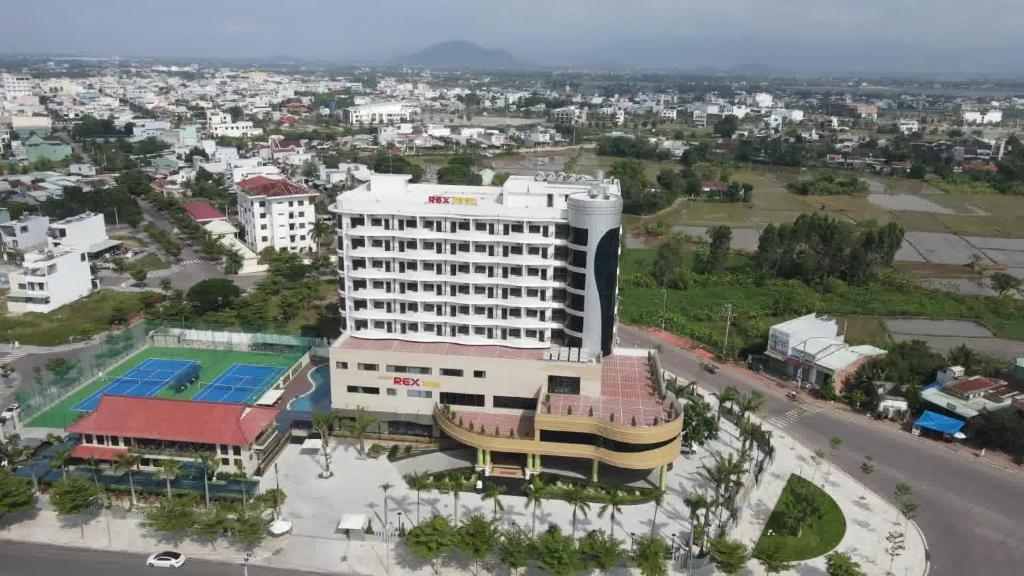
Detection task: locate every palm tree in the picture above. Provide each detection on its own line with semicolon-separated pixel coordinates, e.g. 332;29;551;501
310;218;334;253
51;448;71;480
154;459;182;499
698;453;745;541
84;456;102;491
380;482;394;529
524;476;545;536
598;487;627;539
482;483;506;523
114;453;142;509
736;391;764;423
438;477;462;525
222;247;244;275
565;484;591;538
196;453;219;508
713;386;739;424
649;489;665;537
311;411;334;478
737;418;758;461
344;406;379;456
405;471;433;525
685;492;711;551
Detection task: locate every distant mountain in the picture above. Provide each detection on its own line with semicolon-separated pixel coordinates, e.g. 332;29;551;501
392;40;526;69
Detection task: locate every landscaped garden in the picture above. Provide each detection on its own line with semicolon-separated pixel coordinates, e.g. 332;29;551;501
754;474;846;561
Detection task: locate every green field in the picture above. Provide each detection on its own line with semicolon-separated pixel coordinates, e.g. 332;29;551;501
0;290;151;346
27;346;305;429
754;474;846;561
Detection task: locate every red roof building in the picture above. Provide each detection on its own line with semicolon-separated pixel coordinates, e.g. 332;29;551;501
183;200;226;222
67;396;280;474
236;176;312;198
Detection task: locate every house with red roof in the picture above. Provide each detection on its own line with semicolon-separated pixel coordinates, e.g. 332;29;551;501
235;176;317;254
183;200;226;223
67;396;281;475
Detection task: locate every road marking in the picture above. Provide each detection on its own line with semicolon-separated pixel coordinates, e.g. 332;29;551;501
0;350;28;364
767;405;820;429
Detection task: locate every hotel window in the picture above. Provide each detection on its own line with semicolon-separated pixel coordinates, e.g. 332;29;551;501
473;370;486;378
439;392;484;407
110;436;120;447
474;222;487;232
493;396;536;410
357;363;379;371
407;390;433;399
335;361;349;369
387;365;432;375
347;386;380;395
440;368;464;377
84;434;94;444
548;375;581;395
221;457;230;466
233;446;241;456
387;389;397;396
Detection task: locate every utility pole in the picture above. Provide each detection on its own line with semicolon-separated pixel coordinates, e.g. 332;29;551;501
660;281;668;330
722;303;733;357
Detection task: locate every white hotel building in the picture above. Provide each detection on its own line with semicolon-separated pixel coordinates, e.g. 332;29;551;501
327;173;683;484
236;176;318;254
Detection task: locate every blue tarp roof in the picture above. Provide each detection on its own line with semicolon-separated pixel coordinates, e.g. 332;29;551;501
915;410;966;435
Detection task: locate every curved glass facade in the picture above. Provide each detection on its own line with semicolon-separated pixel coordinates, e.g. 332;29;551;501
594;227;620;356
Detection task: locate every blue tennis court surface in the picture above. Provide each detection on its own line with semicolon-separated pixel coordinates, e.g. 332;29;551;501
74;358;201;412
192;364;284;404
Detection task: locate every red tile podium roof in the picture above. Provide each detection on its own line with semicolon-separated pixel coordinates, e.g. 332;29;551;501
183;200;225;222
71;444;128;461
237;176;312;198
67;396;278;446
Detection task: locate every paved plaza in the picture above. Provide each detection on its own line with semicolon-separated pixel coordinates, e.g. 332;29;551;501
0;381;927;576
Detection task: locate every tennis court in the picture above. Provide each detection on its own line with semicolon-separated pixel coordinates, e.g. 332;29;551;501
73;358;201;412
192;364;284;404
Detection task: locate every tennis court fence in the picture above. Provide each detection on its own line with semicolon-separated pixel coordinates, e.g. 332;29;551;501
18;321;324;421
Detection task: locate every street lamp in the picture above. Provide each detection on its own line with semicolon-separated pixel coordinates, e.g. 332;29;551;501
397;511;404;534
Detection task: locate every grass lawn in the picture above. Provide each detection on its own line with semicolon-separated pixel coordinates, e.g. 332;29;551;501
0;290;151;346
839;315;891;345
754;474;846;561
130;253;169;272
26;345;305;429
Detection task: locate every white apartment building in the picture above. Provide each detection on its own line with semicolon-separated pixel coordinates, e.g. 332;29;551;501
962;110;1003;124
47;212;118;257
131;119;171;138
897;119;920;135
0;215;50;252
236;176;318;254
330;172;623;354
210;120;262;138
7;248;93;314
342;102;413;125
2;74;34;101
551;106;587;125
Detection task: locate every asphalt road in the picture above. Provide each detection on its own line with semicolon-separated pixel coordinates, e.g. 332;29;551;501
619;325;1024;576
0;542;323;576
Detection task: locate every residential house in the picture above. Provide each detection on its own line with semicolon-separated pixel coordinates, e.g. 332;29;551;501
235;176;318;254
6;247;93;314
765;313;887;390
920;366;1021;422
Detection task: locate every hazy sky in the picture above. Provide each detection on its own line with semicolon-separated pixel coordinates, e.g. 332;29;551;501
3;0;1023;72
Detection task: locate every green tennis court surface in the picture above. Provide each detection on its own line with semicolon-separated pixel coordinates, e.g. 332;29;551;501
27;346;304;429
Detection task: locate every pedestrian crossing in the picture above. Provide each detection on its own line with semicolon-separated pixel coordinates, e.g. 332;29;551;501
766;405;820;429
0;350;27;366
179;258;206;265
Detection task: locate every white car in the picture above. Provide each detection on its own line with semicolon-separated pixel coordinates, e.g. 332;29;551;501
0;404;20;422
146;551;187;568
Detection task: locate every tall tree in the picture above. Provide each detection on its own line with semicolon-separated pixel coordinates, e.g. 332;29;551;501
343;406;379;456
196;453;218;509
154;459;182;499
631;534;670;576
482;482;506;523
405;471;433;525
565;484;592;538
534;525;583;576
114;453;142;509
51;448;72;481
709;537;750;575
456;515;499;576
524;476;545;536
579;529;623;572
598;487;626;538
495;524;532;576
405;515;457;576
0;468;36;520
311;411;334;478
50;476;100;516
826;551;867;576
